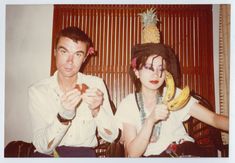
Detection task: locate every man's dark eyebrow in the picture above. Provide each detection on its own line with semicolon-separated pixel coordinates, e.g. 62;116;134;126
57;46;85;55
75;51;85;55
57;45;67;50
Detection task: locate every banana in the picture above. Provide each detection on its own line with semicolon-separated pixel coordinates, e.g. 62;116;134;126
162;71;191;111
167;86;190;111
163;70;175;103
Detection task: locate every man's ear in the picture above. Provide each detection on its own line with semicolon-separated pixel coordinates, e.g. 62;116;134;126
134;68;140;79
54;49;57;57
83;55;88;63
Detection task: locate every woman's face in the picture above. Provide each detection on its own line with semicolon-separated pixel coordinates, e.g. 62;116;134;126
135;55;166;91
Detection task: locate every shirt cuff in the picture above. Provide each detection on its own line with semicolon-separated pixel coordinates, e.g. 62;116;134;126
58;106;75;120
94;106;118;142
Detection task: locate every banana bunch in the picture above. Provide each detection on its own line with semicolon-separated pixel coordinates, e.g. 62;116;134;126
163;71;191;111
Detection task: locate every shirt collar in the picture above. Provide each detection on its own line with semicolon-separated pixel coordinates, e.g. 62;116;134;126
50;71;84;97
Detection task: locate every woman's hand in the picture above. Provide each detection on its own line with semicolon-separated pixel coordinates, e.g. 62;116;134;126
147;104;169;124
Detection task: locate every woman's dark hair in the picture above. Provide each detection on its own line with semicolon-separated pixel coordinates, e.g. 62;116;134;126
129;43;181;92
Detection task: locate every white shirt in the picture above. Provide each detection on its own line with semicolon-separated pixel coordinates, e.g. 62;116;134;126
115;88;197;156
28;71;118;154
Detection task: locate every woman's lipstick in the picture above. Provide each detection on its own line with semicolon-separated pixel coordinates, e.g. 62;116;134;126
150;80;159;84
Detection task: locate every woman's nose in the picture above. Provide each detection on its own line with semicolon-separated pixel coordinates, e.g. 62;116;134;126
153;69;163;78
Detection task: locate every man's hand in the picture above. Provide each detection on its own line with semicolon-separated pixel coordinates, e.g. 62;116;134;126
61;89;82;112
82;88;104;117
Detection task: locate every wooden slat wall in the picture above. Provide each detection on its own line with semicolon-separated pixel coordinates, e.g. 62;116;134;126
51;5;214;109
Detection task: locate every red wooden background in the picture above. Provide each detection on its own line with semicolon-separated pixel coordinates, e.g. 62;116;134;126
50;5;215;110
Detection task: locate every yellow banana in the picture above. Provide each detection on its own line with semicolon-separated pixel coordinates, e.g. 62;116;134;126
167;86;190;111
163;70;175;103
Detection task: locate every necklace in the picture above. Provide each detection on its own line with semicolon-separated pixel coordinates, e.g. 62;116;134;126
136;92;163;142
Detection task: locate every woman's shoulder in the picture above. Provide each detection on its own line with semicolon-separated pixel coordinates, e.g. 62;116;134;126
115;93;140;123
116;93;138;112
119;93;136;105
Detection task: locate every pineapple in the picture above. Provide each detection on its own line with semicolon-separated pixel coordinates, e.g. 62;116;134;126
138;8;160;44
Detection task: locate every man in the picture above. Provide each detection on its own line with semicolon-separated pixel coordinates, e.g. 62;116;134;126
28;27;118;157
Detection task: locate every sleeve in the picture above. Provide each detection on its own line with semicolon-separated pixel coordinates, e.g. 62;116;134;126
93;79;118;143
28;86;70;154
114;95;138;130
171;88;198;122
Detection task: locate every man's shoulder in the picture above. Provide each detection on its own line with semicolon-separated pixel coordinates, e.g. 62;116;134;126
29;76;53;91
81;73;103;81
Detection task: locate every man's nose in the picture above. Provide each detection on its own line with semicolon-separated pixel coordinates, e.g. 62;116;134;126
66;54;74;63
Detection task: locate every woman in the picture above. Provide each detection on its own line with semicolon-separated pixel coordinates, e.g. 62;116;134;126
114;43;228;157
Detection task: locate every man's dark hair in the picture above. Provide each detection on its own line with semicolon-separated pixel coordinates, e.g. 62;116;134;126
55;27;93;48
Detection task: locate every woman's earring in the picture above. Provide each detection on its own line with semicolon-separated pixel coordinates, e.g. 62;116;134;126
134;69;140;79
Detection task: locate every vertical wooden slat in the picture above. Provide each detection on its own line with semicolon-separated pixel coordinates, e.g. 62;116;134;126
172;11;176;51
194;11;199;94
118;8;123;105
188;8;191;78
64;7;68;28
114;8;118;106
106;9;111;99
207;9;215;107
175;11;179;59
201;10;207;99
110;9;114;103
71;7;74;26
198;11;203;96
182;10;186;86
126;9;130;96
163;9;166;43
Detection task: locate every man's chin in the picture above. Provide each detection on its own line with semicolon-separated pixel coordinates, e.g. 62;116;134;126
60;71;77;78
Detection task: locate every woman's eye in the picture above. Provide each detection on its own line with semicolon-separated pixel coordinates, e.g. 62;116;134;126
159;67;164;71
143;65;154;71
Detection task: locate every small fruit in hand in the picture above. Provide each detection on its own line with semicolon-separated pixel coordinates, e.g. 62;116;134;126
75;84;89;94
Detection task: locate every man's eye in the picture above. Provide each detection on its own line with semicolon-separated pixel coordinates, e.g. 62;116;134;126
59;49;67;55
75;53;85;58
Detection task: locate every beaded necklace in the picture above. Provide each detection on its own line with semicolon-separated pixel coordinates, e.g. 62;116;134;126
135;92;163;142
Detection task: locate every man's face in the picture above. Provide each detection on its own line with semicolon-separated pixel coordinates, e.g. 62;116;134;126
55;37;87;78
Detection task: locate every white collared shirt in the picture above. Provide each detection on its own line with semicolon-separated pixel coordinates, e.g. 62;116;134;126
28;71;118;154
115;88;197;156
